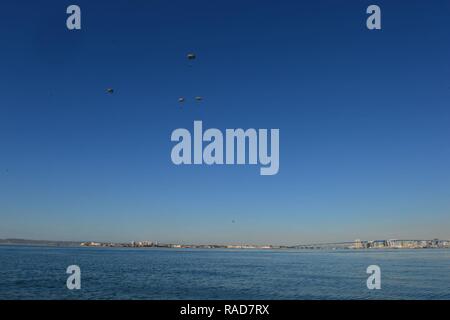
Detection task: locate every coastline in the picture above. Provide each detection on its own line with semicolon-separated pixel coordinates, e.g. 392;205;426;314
1;238;450;250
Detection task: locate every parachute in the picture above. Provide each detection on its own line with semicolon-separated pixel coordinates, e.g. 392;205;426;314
187;53;196;60
178;97;185;103
106;88;114;94
195;96;203;102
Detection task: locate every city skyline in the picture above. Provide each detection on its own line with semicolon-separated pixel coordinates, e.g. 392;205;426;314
2;237;450;250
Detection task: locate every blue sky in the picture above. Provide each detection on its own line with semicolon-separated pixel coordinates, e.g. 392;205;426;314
1;0;450;244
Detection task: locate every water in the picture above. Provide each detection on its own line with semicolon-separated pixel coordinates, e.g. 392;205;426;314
0;245;449;300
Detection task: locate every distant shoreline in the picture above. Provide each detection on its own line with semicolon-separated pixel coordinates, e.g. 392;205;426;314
1;238;450;250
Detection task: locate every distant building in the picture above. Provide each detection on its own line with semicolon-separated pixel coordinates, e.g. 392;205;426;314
369;240;387;248
353;239;363;249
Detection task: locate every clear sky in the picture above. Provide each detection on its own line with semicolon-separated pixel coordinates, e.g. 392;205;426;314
1;0;450;245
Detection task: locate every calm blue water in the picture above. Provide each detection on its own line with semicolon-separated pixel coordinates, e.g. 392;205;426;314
0;245;449;300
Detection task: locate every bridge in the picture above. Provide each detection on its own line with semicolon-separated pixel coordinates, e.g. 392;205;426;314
292;239;450;249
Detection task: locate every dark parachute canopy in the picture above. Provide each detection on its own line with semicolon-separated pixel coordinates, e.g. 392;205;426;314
187;53;196;60
178;97;185;103
106;88;114;94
